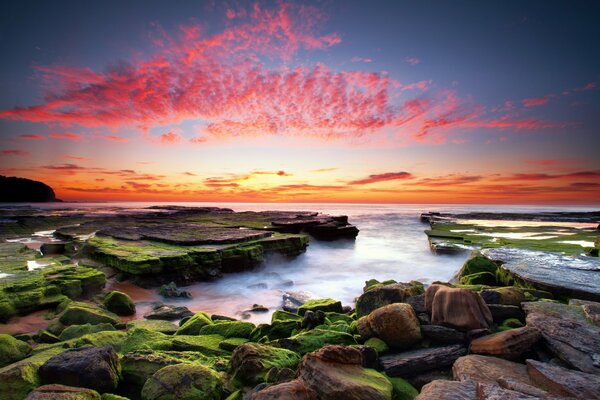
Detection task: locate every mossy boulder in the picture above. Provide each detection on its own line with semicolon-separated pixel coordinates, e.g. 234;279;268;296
249;320;298;342
74;331;127;352
198;321;255;339
141;363;222;400
364;337;389;356
0;334;32;368
59;302;120;326
297;298;343;316
355;281;424;318
271;310;303;323
230;342;301;385
219;338;248;351
175;312;212;336
126;320;178;334
169;335;229;357
121;329;170;354
58;323;116;341
103;291;135;316
325;312;354;325
386;376;418;400
25;384;101;399
459;255;498;277
273;328;357;355
459;271;497;286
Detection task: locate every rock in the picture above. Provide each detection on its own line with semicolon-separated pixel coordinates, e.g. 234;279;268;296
103;291;135;316
248;304;269;313
141;363;222;400
355;281;424;317
59;302;120;326
297;345;393;400
379;345;467;377
274;328;357;355
356;303;422;349
405;370;453;391
300;310;326;330
40;242;67;256
198;321;255;338
480;287;552;306
426;284;493;331
364;337;389;355
175;312;213;335
496;376;551;398
59;323;116;341
120;350;185;392
569;299;600;325
415;379;477;400
250;320;298;342
0;334;31;368
298;299;343;316
421;324;466;345
453;355;532;386
38;330;60;343
487;304;524;323
25;384;101;399
525;303;600;374
125;320;178;334
230;342;301;385
143;303;193;320
386;376;419;400
526;358;600;399
304;222;359;241
469;326;541;359
283;291;314;313
475;383;539;400
0;176;57;202
38;346;121;393
249;379;317;400
159;282;192;298
481;247;600;301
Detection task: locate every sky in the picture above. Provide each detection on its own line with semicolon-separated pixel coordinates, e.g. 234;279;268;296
0;0;599;204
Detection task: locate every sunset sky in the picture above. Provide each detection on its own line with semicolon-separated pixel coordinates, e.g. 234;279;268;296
0;1;599;203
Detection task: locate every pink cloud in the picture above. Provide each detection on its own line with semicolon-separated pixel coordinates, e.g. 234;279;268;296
189;136;207;144
1;149;30;156
351;56;373;63
64;155;89;161
522;95;552;107
18;134;45;140
160;131;182;143
404;57;421;65
48;133;82;140
349;171;413;185
100;135;129;143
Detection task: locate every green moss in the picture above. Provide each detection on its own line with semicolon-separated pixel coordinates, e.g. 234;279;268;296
198;321;255;339
59;301;121;326
224;390;242;400
386;375;418;400
325;312;354;325
126;320;178;334
75;330;127;351
121;329;170;354
249;320;298;342
364;337;389;355
59;323;116;341
273;328;357;355
141;363;222;400
497;318;524;331
219;337;249;351
459;271;497;286
297;298;343;316
230;342;301;385
461;255;498;276
169;335;230;357
271;310;302;323
175;312;213;335
103;291;135;316
0;334;31;368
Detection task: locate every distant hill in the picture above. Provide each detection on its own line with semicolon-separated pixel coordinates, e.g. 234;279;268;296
0;176;59;202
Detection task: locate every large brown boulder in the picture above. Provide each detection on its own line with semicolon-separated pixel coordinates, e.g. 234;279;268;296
356;303;422;349
297;345;393;400
250;380;317;400
452;355;532;387
469;326;541;359
526;359;600;399
426;284;493;331
415;379;476;400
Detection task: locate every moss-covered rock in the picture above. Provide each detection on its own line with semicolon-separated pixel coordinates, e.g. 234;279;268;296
59;323;116;341
229;342;301;385
126;320;178;334
249;320;298;342
103;291;135;316
355;281;424;318
273;328;357;355
0;334;31;368
26;384;101;399
219;337;248;351
59;302;120;326
121;329;169;354
460;255;499;276
386;376;418;400
168;335;229;357
198;321;255;339
325;312;354;325
297;299;343;316
74;331;127;352
459;271;497;286
364;337;389;356
271;310;302;323
497;318;524;331
141;363;222;400
175;312;212;336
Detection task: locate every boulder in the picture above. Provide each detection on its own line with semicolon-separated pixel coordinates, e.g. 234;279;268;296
426;284;493;331
39;346;121;393
487;304;524;323
58;323;116;341
249;379;317;400
230;342;301;385
526;358;600;399
103;291;135;316
453;355;532;386
159;282;192;298
415;379;477;400
0;334;31;368
386;376;418;400
297;345;393;400
480;287;551;306
475;383;539;400
379;345;467;377
141;364;222;400
274;328;357;355
143;303;193;320
420;324;466;345
357;303;422;349
25;384;101;399
525;303;600;374
283;291;314;313
199;321;255;339
175;312;213;335
40;242;67;256
59;302;120;326
355;281;424;317
297;299;343;316
469;326;541;359
125;320;178;334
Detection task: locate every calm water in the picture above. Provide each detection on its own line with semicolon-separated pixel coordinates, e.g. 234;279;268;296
5;202;599;324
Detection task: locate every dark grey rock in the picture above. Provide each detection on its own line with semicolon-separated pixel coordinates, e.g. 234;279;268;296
380;345;467;377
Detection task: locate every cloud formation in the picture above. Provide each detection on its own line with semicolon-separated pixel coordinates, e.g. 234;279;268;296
349;171;413;185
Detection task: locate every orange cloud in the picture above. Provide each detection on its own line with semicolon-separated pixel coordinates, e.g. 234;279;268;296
1;149;30;156
349;172;413;185
48;133;82;140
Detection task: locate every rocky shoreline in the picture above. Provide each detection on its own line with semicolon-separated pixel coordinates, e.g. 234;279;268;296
0;207;598;399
